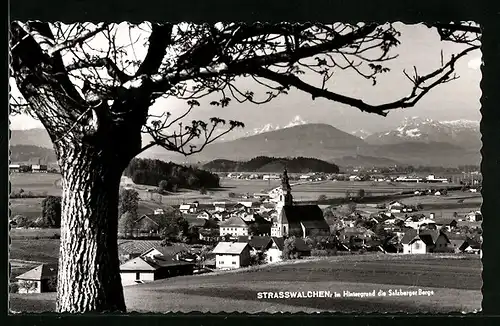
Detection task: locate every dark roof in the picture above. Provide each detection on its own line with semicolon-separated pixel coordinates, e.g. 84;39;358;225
118;240;163;255
401;229;449;245
401;229;418;245
300;220;330;230
236;236;274;250
271;237;285;251
249;236;273;250
417;234;436;246
460;237;481;251
281;205;329;228
220;215;249;227
135;214;165;225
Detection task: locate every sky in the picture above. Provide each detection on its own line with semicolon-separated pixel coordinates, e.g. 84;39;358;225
9;22;482;135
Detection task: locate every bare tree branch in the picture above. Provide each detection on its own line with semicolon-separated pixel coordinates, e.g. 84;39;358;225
252;45;479;116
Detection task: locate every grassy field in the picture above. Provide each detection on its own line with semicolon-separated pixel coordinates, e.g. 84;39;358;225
10;173;468;216
10;173;62;196
10;228;60;240
9;254;482;313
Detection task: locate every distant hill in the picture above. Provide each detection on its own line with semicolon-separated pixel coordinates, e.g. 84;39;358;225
202;156;340;173
10;145;57;164
332;155;401;168
190;123;367;162
10;128;53;149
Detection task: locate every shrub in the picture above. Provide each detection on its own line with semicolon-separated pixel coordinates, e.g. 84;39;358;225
311;249;338;257
317;194;327;202
9;282;19;293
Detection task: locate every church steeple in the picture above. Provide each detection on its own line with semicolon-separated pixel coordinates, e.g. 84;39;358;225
281;167;291;192
280;167;293;206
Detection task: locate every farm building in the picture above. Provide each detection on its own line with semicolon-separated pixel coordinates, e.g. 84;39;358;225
119;256;195;286
272;169;329;238
131;214;165;237
266;237;286;263
466;211;482;222
220;216;251;237
179;203;198;214
32;164;48;173
212;242;252;270
197;210;212;220
213;202;227;212
15;263;57;294
401;229;451;254
117;239;164;263
459;237;482;254
220;214;271;237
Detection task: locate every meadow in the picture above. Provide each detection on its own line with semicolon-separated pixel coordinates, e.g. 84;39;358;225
9;254;482;313
10;173;62;196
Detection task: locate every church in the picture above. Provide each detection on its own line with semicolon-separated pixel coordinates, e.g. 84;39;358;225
271;168;330;238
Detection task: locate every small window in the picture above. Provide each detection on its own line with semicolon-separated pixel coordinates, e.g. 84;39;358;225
232;261;236;265
269;256;273;262
219;261;224;265
414;243;420;250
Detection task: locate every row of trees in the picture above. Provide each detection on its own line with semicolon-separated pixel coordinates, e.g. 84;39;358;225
204;156;340;173
124;158;220;192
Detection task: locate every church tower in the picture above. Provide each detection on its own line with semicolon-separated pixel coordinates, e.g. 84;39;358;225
275;167;293;237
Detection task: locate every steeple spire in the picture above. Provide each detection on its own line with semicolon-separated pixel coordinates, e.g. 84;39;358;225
281;166;291;192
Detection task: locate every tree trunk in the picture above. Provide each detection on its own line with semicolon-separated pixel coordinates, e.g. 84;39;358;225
55;144;128;313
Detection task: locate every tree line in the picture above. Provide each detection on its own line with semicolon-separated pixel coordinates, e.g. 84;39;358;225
202;156;340;173
124;158;220;192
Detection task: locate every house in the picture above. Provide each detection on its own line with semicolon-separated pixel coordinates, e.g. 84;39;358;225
401;229;451;254
15;263;58;293
212;242;252;269
31;164;48;173
118;240;164;263
219;216;250;237
9;164;21;173
132;214;165;237
266;237;286;263
272;169;330;238
213;202;227;212
466;211;482;222
237;235;274;254
179;203;198;214
220;214;271;238
447;233;468;253
339;227;375;249
119;255;195;286
388;201;408;213
459;237;482;254
196;210;212;220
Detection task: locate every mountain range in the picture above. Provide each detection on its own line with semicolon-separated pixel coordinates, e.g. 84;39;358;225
9;116;482;167
362;117;481;150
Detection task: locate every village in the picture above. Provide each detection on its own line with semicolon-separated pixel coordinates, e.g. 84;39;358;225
12;168;482;294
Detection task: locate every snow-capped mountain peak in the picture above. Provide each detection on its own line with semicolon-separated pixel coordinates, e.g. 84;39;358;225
284;115;307;128
441;119;480;129
350;129;372;139
364;116;481;149
250;115;307;136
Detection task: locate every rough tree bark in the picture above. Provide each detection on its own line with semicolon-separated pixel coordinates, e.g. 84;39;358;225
55;143;127;312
